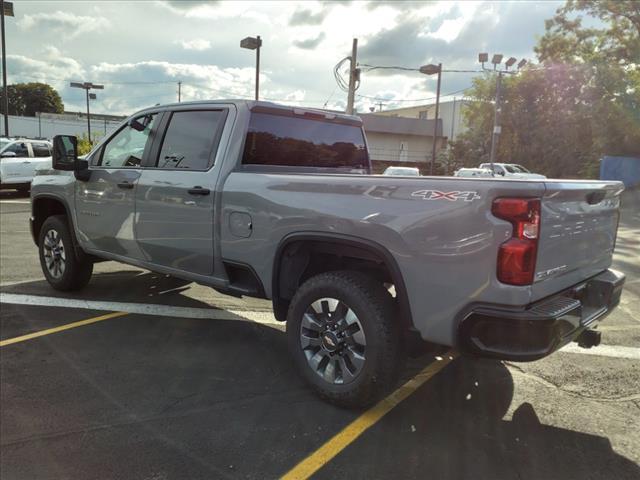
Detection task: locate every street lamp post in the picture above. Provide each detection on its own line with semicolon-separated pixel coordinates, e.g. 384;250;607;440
70;82;104;142
1;0;14;137
240;35;262;101
478;52;526;175
419;63;442;175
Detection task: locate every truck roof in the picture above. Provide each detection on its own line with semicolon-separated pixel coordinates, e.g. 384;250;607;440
134;100;363;126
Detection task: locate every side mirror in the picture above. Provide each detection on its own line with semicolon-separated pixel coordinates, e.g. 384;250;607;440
0;151;16;158
52;135;79;171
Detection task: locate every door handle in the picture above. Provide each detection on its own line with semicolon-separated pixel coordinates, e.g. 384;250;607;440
117;181;135;189
188;186;210;196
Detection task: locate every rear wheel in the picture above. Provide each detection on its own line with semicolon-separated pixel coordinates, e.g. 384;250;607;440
38;215;93;291
286;271;402;408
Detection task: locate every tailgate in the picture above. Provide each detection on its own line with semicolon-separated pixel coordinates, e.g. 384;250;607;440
531;181;623;301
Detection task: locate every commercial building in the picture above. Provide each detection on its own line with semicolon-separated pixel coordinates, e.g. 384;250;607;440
360;113;446;174
375;99;469;141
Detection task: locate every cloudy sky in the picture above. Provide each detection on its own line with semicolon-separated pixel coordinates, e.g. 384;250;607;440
5;0;563;116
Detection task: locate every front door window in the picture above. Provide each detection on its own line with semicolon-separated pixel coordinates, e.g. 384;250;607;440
100;114;158;168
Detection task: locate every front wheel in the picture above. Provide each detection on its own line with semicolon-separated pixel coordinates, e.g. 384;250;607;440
286;271;402;408
39;215;93;291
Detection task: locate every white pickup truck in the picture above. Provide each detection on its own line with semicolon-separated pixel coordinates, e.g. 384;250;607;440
480;162;547;179
0;138;53;192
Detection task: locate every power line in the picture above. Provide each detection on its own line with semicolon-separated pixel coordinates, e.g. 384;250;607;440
355;86;472;103
359;63;483;74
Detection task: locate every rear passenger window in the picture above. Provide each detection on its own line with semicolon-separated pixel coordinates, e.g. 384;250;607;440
242;112;368;169
156;110;226;170
32;143;51;157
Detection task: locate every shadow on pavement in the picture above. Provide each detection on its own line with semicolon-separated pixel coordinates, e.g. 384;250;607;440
0;269;267;310
1;296;638;478
318;357;640;480
0;189;30;199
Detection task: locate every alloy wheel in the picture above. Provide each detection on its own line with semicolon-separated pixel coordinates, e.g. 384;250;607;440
299;297;367;385
42;229;66;279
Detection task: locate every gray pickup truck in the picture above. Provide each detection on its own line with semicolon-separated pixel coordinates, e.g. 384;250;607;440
31;100;625;407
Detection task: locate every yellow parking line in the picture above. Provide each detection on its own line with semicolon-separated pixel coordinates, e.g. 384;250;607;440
0;312;128;347
281;350;458;480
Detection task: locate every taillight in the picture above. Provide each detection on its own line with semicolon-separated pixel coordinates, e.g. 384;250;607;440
492;198;541;285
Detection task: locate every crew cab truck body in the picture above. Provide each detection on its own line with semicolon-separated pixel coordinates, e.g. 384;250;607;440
30;100;625;407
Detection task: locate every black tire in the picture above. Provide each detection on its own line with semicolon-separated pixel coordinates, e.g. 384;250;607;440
38;215;93;291
286;270;402;408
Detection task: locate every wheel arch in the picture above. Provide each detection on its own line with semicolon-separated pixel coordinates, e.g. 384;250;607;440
31;194;78;250
272;232;414;331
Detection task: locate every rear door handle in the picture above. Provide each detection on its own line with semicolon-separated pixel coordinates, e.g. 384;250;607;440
117;181;135;189
188;186;210;196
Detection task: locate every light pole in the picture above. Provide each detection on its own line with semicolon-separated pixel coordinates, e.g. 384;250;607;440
1;0;14;137
70;82;104;142
478;53;526;174
419;63;442;175
240;35;262;101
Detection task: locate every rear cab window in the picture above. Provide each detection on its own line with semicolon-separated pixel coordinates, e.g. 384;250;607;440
242;109;369;172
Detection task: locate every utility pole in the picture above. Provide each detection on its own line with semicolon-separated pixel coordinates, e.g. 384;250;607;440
255;35;260;101
450;97;456;140
346;38;358;115
37;111;41;137
1;0;14;137
426;64;442;175
178;81;181;102
488;72;502;167
377;101;383;112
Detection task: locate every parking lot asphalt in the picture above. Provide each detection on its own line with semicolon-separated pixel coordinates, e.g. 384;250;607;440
1;188;639;479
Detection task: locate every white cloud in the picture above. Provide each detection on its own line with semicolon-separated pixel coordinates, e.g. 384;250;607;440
17;11;110;39
7;1;567;115
177;39;212;51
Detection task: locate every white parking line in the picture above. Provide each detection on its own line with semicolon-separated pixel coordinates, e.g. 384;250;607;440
0;200;30;204
560;343;640;360
1;293;639;359
0;293;280;326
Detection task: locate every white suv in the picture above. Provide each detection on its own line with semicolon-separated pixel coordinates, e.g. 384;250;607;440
0;138;53;192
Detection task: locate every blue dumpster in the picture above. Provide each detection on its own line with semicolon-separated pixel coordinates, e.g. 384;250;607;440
600;156;640;187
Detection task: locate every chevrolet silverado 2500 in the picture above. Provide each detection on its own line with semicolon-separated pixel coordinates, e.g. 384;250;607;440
30;100;625;407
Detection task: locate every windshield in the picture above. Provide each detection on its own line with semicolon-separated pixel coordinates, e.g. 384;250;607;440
0;139;11;152
512;164;531;173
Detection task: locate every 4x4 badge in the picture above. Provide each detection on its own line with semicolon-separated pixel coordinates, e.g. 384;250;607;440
411;190;481;202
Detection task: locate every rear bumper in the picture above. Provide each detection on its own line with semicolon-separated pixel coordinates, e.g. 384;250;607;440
458;269;625;361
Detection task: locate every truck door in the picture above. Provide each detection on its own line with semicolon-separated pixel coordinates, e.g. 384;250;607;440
30;141;53;176
134;108;228;276
75;112;160;258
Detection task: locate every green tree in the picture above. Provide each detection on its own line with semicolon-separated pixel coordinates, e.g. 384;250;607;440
451;0;640;178
1;82;64;116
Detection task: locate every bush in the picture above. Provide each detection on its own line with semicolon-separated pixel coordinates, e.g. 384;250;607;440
75;133;101;156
